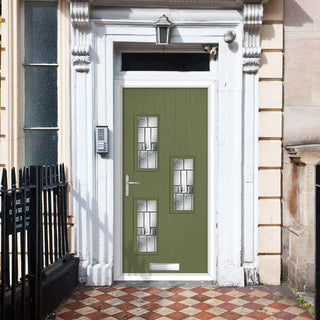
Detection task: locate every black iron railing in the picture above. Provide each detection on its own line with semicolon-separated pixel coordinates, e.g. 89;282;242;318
0;164;70;320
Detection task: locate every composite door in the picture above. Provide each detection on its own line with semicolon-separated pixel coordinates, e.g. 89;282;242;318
123;88;208;273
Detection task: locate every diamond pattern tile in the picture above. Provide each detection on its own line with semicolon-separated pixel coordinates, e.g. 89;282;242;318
56;285;314;319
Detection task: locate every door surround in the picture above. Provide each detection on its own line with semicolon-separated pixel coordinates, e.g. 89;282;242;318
71;7;252;286
114;80;216;281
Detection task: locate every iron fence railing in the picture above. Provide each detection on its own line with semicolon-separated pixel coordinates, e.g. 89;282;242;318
0;164;70;320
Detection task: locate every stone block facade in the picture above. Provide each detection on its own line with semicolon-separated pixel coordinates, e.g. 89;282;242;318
282;0;320;292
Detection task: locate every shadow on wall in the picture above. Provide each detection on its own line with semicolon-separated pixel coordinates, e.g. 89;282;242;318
284;0;313;27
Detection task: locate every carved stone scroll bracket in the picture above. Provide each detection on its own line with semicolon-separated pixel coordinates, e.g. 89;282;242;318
243;3;263;74
71;2;91;73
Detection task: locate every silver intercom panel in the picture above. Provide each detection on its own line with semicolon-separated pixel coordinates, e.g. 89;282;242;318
96;126;108;154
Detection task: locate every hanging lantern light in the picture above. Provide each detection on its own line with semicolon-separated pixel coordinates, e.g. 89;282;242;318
154;15;173;45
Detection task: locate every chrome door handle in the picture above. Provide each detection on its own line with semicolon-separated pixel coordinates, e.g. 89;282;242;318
125;175;141;197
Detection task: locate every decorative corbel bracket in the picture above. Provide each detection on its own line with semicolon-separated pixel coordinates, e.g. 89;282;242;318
71;1;91;72
243;3;263;74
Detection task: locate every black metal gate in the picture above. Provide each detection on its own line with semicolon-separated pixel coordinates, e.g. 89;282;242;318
0;165;78;320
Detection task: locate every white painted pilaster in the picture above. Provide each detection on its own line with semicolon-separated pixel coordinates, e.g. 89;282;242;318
242;3;263;285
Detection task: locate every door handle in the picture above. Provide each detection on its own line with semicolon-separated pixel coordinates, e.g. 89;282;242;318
125;174;141;197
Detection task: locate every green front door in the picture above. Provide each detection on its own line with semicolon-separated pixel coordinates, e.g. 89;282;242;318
123;88;207;273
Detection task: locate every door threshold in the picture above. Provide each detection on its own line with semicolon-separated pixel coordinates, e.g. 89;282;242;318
115;273;215;281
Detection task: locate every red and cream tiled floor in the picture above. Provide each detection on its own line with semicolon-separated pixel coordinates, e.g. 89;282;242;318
56;284;314;320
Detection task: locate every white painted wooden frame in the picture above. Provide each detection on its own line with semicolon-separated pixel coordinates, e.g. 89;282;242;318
71;8;246;286
114;80;216;281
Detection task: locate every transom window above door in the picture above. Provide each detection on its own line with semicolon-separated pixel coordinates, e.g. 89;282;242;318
122;53;210;71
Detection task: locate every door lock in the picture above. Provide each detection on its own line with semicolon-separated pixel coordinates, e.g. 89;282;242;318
125;175;140;197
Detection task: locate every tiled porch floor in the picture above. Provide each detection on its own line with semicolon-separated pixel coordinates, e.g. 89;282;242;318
56;283;314;320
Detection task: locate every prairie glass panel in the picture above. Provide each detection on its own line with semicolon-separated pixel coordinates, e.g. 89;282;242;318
25;130;57;166
137;200;157;252
173;159;194;211
25;66;57;127
138;117;158;169
25;2;57;64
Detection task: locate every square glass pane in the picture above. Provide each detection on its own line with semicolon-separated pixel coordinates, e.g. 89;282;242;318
25;66;57;127
25;130;57;166
25;2;57;64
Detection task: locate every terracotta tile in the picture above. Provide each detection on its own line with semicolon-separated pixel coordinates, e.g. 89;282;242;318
144;295;166;303
166;311;188;320
193;302;212;311
86;311;109;320
90;301;112;311
65;301;86;310
194;311;216;320
219;311;242;320
192;294;211;302
246;311;270;319
144;288;163;294
168;294;187;302
167;287;185;294
299;311;315;319
143;303;162;312
242;302;264;310
217;302;239;311
95;293;114;301
121;287;140;294
58;310;83;320
119;294;138;302
191;287;209;294
168;302;187;311
215;294;236;302
140;311;161;319
269;302;292;311
273;311;297;319
113;311;131;319
116;302;136;311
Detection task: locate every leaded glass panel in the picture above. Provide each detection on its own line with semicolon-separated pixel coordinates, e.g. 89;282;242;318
137;200;157;252
173;158;194;211
138;117;158;169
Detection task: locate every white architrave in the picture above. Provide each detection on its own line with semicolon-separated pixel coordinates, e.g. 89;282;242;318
70;2;266;286
242;3;263;285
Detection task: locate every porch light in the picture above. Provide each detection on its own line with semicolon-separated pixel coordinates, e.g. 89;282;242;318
154;15;173;45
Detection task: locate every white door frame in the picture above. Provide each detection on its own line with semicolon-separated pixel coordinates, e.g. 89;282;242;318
114;80;216;281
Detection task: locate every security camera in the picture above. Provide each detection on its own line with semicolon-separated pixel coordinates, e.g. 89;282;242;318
202;44;212;53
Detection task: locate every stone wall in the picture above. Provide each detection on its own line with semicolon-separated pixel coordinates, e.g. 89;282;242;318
257;0;283;285
282;0;320;292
